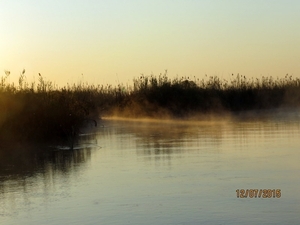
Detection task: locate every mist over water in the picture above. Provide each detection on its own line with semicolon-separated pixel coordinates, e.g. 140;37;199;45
0;111;300;225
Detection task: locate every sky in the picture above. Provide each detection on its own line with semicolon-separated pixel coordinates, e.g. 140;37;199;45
0;0;300;87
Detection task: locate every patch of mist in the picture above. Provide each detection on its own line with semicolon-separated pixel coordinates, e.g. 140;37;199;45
102;106;300;125
101;113;233;127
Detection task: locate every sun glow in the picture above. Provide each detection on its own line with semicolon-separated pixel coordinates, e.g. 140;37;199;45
1;1;300;86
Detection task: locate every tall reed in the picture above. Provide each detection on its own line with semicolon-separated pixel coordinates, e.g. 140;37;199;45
0;70;299;147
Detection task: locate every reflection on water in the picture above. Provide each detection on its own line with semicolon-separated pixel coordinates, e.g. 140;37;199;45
0;134;99;220
0;134;99;180
1;112;300;225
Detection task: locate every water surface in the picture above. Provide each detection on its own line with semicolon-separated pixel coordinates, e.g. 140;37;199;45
1;113;300;225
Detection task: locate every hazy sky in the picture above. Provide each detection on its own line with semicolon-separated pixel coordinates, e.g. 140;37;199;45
1;0;299;86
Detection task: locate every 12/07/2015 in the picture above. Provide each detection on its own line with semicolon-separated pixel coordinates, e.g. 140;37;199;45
236;189;281;198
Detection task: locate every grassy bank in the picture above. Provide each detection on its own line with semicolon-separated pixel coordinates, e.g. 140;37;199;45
0;70;300;146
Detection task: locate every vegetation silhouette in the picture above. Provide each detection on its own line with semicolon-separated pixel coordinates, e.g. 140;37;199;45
0;70;299;148
109;71;300;118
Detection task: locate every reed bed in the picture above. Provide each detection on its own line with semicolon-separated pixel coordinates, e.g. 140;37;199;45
0;70;299;146
112;71;300;118
0;71;103;146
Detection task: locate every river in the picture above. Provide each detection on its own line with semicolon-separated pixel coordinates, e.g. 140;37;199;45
1;111;300;225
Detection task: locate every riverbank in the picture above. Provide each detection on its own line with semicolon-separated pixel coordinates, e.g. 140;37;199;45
105;73;300;119
0;71;299;146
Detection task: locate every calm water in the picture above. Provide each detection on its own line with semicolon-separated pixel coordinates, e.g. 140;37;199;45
1;113;300;225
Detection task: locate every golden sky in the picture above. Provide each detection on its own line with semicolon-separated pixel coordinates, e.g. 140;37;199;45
1;1;299;86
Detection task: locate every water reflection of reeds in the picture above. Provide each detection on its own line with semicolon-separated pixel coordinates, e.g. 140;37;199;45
0;141;97;217
98;119;225;161
0;133;98;187
1;118;300;221
1;116;299;187
99;116;300;161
